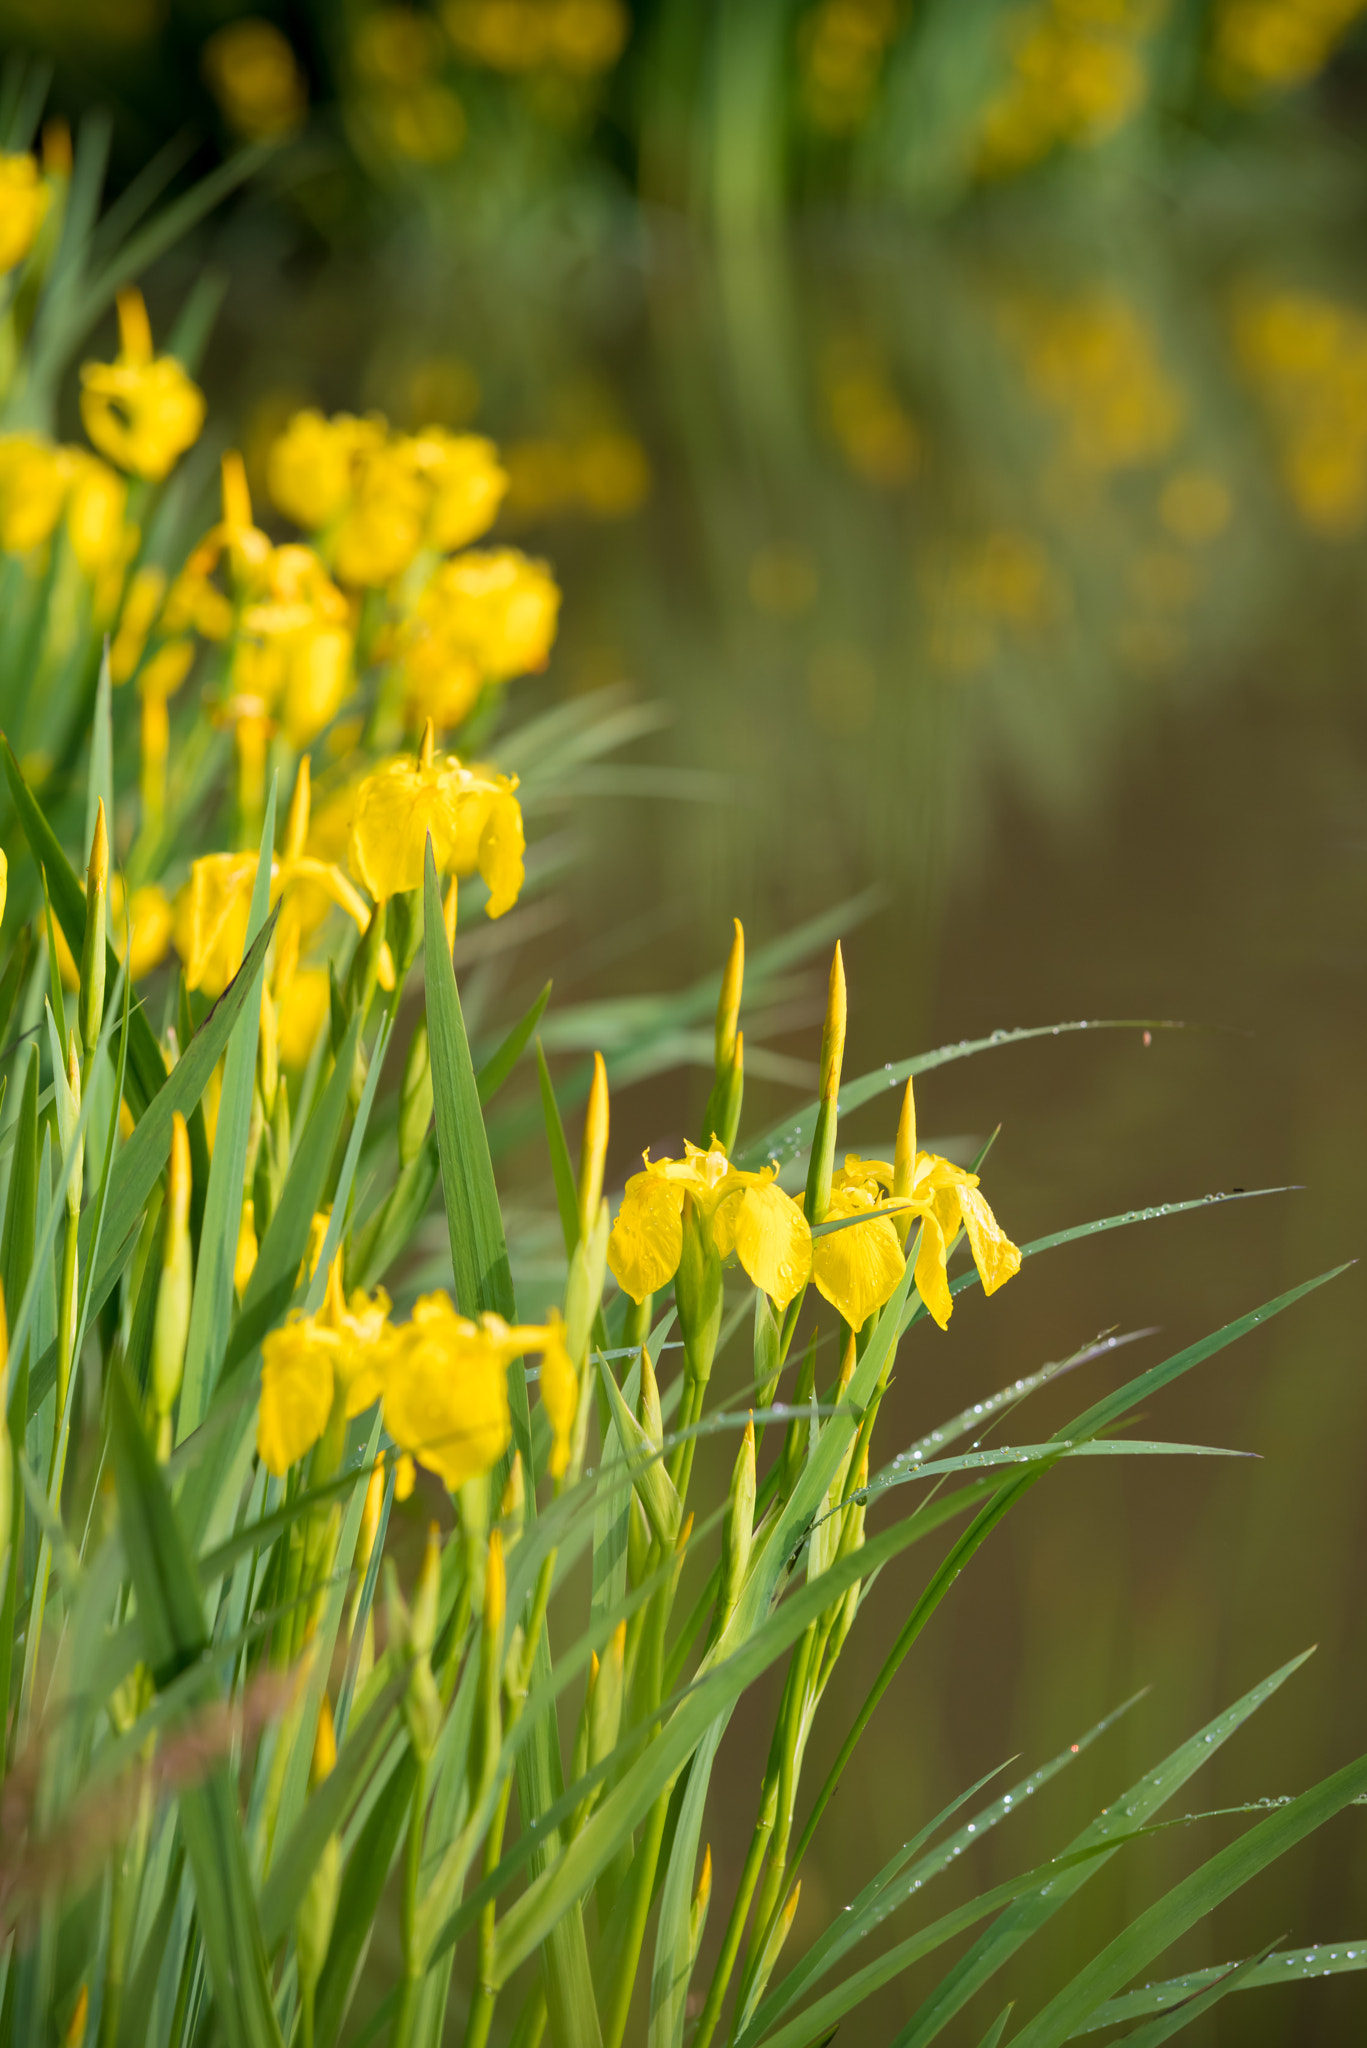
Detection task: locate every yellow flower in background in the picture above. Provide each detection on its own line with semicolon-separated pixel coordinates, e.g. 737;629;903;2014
278;966;331;1068
332;440;429;588
110;565;168;683
257;1254;392;1476
0;152;48;273
1212;0;1367;95
236;543;354;744
0;437;72;553
382;1294;575;1487
608;1142;812;1310
348;742;525;911
174;833;370;995
409;430;507;550
443;0;630;74
64;455;130;577
54;878;173;988
268;410;385;534
79;288;207;481
399;548;560;728
1233;285;1367;537
202;17;308;139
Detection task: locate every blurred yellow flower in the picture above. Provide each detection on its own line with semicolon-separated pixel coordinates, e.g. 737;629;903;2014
64;455;130;576
348;743;524;911
268;410;386;534
1212;0;1367;95
174;833;370;996
0;152;48;273
398;548;559;728
443;0;630;75
0;436;71;553
80;288;207;481
608;1142;812;1310
258;1254;392;1476
1234;285;1367;537
382;1293;574;1487
976;0;1154;178
409;430;507;549
278;966;332;1068
202;17;308;138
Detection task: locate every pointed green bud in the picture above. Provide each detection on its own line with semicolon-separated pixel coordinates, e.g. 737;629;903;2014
893;1076;916;1246
637;1345;662;1451
151;1113;193;1429
779;1331;818;1502
78;798;108;1053
398;1014;433;1166
577;1051;609;1242
719;1416;755;1625
753;1288;780;1411
58;1030;83;1219
715;919;744;1075
589;1618;625;1769
805;943;846;1225
689;1845;713;1968
627;1488;651;1586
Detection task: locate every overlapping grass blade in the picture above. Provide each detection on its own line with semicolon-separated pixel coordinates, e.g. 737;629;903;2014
889;1651;1317;2046
177;783;275;1438
107;1359;283;2048
1068;1938;1367;2034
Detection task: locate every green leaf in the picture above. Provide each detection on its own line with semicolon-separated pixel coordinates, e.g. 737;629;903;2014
1011;1748;1367;2048
1068;1939;1367;2035
889;1652;1317;2046
176;784;276;1438
315;1750;419;2048
22;906;281;1424
424;838;516;1325
85;640;112;859
598;1354;681;1547
107;1358;284;2048
1100;1941;1281;2047
1;733;164;1113
476;978;551;1103
739;1699;1145;2048
738;1018;1181;1173
537;1037;580;1259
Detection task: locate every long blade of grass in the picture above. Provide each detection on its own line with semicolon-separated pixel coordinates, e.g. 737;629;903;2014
890;1651;1317;2046
1010;1749;1367;2047
1068;1939;1367;2034
1;734;165;1112
476;978;551;1104
107;1358;283;2048
176;784;276;1438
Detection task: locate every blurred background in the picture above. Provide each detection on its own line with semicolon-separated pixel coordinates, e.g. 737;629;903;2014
5;0;1367;2037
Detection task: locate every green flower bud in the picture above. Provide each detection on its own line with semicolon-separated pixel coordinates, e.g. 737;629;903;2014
689;1845;712;1969
56;1030;83;1220
398;1015;433;1167
637;1345;662;1451
719;1416;755;1626
151;1114;193;1431
78;799;108;1055
577;1052;609;1243
675;1199;723;1388
589;1617;625;1770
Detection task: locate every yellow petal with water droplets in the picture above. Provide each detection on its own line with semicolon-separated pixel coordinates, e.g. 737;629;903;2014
812;1206;905;1332
722;1180;812;1310
957;1184;1021;1296
382;1295;511;1490
608;1171;686;1304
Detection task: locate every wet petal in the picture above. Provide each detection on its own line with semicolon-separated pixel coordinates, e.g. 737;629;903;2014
608;1171;685;1304
958;1184;1022;1296
478;789;525;918
382;1305;511;1490
813;1209;905;1331
728;1180;812;1310
912;1207;954;1331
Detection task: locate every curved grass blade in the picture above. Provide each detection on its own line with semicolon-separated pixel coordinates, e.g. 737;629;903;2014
1010;1749;1367;2048
176;782;276;1440
1;734;165;1113
107;1358;284;2048
738;1019;1183;1172
890;1651;1317;2047
1069;1939;1367;2035
476;978;551;1104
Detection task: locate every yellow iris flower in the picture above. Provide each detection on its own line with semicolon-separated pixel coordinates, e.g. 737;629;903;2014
381;1294;577;1487
347;741;524;912
257;1254;392;1476
607;1141;812;1311
173;762;370;994
79;288;206;482
0;152;48;273
398;547;561;731
0;436;73;553
816;1151;1021;1332
266;410;507;586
